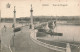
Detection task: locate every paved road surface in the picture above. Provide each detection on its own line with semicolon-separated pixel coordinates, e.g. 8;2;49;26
1;23;23;52
10;26;60;52
1;27;13;52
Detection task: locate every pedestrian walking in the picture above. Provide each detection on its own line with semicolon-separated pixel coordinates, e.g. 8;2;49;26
12;24;15;28
4;25;6;32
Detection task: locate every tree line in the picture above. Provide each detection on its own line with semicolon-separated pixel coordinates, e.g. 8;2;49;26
1;16;80;23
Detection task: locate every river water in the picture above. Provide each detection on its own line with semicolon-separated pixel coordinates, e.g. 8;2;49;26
53;25;80;43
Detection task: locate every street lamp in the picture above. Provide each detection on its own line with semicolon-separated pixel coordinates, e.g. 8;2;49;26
13;6;16;48
7;3;16;47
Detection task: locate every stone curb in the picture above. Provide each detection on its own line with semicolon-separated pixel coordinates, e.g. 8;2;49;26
30;31;66;52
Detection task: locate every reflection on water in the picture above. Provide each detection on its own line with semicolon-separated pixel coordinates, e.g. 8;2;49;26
54;25;80;43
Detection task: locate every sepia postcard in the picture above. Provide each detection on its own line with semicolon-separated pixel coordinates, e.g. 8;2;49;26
0;0;80;52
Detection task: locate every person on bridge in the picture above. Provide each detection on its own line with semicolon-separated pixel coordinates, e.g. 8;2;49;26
29;24;32;29
12;24;15;28
4;25;6;32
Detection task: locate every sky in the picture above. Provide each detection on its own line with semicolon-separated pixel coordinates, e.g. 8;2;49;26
0;0;80;18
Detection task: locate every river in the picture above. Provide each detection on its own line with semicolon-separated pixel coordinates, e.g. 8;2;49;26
53;24;80;43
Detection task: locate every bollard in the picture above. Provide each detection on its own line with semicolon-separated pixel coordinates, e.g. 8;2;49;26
66;43;71;52
34;30;38;40
78;46;80;52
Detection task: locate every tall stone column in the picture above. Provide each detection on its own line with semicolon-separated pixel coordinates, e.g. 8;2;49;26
13;6;16;28
0;10;1;23
30;4;34;29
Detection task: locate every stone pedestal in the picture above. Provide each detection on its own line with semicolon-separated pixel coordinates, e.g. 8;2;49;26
66;43;71;52
34;30;38;40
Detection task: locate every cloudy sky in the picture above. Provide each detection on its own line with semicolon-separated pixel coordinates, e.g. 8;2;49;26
0;0;80;18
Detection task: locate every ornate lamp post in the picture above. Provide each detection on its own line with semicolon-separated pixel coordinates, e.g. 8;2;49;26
13;6;16;47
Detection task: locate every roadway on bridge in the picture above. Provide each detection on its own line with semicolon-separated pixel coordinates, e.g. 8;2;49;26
10;26;60;52
1;23;23;52
1;27;13;52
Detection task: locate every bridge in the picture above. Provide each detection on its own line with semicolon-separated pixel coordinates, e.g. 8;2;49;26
1;23;80;52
